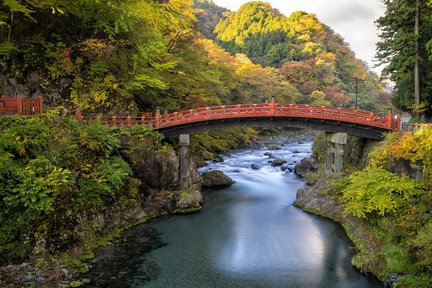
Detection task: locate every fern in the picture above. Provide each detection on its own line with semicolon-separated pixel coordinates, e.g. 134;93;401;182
3;0;35;21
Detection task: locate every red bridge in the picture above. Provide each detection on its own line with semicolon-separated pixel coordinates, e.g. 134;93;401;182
76;100;400;140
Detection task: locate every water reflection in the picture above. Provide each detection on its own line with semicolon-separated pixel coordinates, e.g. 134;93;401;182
130;141;382;287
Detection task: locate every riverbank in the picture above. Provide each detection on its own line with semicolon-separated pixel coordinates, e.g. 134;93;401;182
0;116;202;288
295;128;432;288
294;174;385;282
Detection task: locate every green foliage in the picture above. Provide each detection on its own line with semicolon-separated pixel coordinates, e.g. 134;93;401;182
376;0;432;117
5;156;73;217
335;166;421;218
0;115;164;261
310;90;331;106
370;127;432;179
80;124;120;157
0;0;201;113
396;274;432;288
409;220;432;270
311;132;327;163
213;1;385;109
191;128;258;165
334;129;432;282
75;157;131;209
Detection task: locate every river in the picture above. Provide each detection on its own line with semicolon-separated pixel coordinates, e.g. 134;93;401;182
84;139;382;287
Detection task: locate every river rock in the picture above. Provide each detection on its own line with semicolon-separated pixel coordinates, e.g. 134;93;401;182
268;145;282;151
292;149;300;154
263;152;272;156
271;158;287;167
385;275;399;288
251;163;262;170
281;165;287;172
201;170;235;187
214;155;224;163
294;179;344;221
176;189;203;211
294;158;318;177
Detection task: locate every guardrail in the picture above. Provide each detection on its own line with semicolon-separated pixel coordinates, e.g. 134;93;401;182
0;96;43;115
75;100;401;132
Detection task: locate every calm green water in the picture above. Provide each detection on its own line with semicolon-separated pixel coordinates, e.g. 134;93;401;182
133;141;382;288
84;140;382;287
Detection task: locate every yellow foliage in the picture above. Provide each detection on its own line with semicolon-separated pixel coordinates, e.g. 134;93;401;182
370;127;432;179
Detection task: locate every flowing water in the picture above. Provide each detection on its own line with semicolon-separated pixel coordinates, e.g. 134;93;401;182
85;140;382;288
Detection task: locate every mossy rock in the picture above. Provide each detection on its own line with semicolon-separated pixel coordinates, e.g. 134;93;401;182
201;170;235;188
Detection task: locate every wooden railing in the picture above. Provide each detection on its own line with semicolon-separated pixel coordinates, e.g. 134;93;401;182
75;100;401;132
75;112;154;127
0;96;43;115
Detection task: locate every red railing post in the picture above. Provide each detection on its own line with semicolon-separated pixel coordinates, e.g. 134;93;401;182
385;113;392;130
17;95;23;114
38;96;43;113
155;107;160;128
75;110;82;124
141;113;145;126
270;98;275;115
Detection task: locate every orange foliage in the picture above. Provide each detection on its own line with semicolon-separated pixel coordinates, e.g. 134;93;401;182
323;86;348;106
390;133;419;159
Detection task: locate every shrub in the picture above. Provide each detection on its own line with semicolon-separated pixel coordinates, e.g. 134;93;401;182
336;166;421;218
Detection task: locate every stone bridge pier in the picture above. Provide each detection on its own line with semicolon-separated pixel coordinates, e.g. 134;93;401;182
325;132;348;174
179;134;191;191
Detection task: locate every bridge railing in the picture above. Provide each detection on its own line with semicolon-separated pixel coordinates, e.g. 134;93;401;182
75;101;401;132
76;112;154;127
274;104;397;130
0;96;43;115
158;103;273;128
157;103;398;131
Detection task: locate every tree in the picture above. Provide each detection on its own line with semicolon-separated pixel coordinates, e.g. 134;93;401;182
376;0;432;118
310;90;331;106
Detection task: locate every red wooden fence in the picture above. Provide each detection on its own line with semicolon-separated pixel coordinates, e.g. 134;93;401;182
75;100;401;132
0;96;43;115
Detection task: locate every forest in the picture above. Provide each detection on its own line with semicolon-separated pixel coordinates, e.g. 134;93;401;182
0;0;394;114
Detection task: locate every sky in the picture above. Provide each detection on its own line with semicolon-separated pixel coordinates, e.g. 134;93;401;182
211;0;386;75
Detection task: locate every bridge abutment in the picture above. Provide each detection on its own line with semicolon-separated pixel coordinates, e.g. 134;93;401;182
179;134;191;191
325;132;347;173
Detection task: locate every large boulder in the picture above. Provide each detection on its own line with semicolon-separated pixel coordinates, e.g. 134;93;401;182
294;179;344;221
294;158;318;177
175;189;203;213
271;158;287;167
201;170;235;188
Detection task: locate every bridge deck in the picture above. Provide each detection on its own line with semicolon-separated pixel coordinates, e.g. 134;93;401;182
76;101;401;136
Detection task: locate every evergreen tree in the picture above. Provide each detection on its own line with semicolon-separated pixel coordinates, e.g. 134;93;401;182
376;0;432;118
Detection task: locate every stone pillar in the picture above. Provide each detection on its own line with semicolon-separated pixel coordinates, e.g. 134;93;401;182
325;139;334;173
179;134;191;191
325;132;347;173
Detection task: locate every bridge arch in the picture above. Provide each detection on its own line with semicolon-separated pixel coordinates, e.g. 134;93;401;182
76;100;400;140
158;116;391;140
75;101;401;188
155;101;399;140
